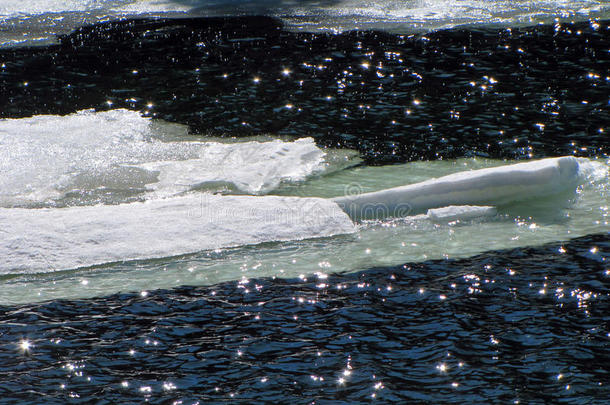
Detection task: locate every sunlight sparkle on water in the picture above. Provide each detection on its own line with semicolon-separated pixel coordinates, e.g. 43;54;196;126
19;339;32;352
162;382;177;391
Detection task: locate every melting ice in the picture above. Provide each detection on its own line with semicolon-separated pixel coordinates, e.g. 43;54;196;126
0;109;607;304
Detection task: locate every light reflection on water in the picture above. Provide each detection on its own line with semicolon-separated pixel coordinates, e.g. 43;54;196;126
5;230;606;402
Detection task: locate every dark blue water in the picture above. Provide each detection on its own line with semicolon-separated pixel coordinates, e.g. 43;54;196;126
1;17;608;164
0;16;609;404
1;234;608;403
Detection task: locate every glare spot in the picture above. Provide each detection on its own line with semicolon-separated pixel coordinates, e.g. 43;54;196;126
162;382;177;391
19;339;31;352
412;99;421;106
437;363;448;373
121;381;129;388
139;386;152;393
140;291;148;297
253;77;261;83
361;62;370;69
282;68;291;76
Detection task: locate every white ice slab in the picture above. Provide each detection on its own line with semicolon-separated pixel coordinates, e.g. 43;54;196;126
427;205;497;222
0;109;327;206
334;157;581;219
0;194;355;274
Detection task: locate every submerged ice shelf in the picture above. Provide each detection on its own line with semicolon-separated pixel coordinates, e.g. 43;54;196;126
0;153;602;275
0;110;607;304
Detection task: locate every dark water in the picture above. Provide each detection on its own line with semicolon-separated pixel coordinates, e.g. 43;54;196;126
0;17;608;164
0;16;609;404
1;234;608;403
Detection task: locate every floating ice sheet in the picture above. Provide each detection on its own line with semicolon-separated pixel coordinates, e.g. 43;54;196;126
0;109;330;207
1;194;355;274
334;157;582;219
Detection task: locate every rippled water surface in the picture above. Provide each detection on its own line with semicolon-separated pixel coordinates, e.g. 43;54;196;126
1;17;608;163
1;235;608;403
0;13;609;404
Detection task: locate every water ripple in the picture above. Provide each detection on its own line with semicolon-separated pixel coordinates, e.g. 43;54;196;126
1;233;608;403
0;17;608;164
